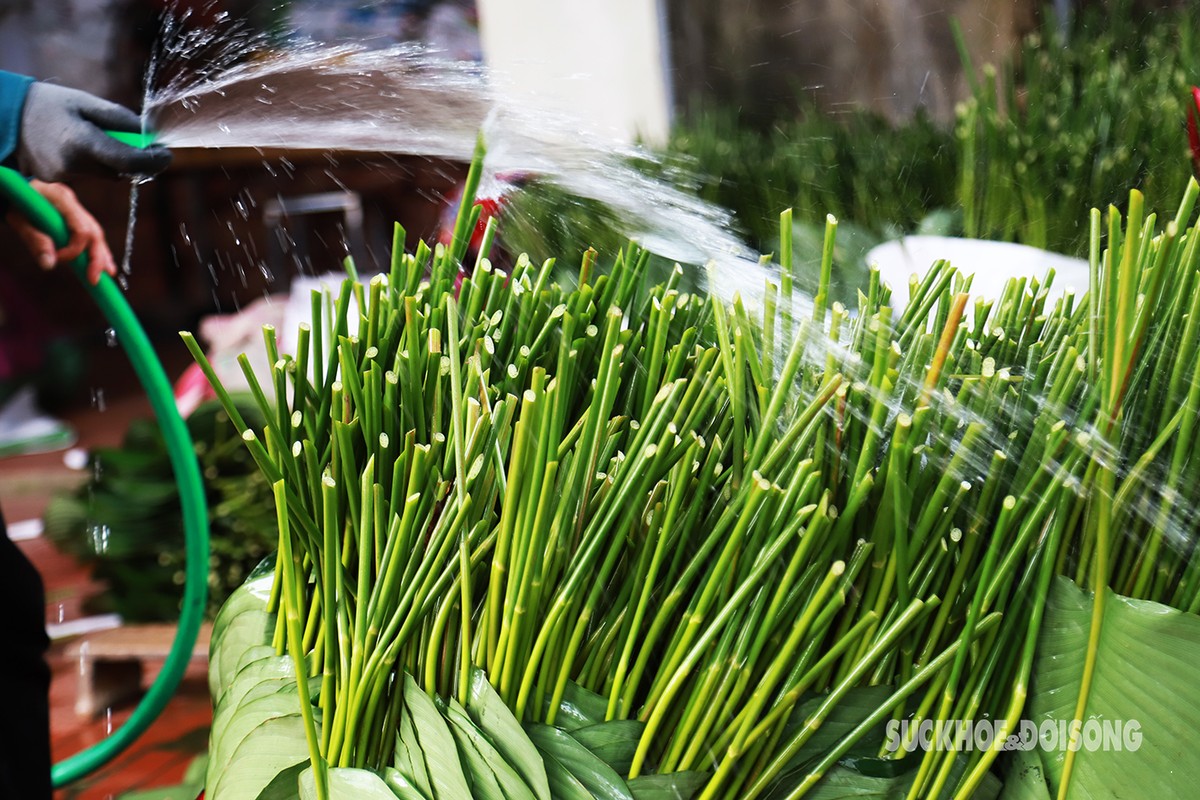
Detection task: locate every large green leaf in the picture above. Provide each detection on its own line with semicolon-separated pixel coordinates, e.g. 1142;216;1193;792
211;572;274;639
395;716;435;797
441;696;537;800
384;767;435;800
212;609;275;694
998;748;1052;800
402;674;474;800
525;723;635;800
210;573;276;698
544;680;610;731
209;561;272;637
209;714;310;800
255;762;308;800
213;681;301;746
465;667;552;800
536;750;594;800
213;670;302;746
234;643;279;672
299;766;404;799
1026;577;1200;799
570;720;646;776
220;669;317;725
441;695;535;800
216;649;290;711
627;771;710;800
210;690;309;786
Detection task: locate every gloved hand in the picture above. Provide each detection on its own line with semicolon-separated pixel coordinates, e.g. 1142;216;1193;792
17;82;171;181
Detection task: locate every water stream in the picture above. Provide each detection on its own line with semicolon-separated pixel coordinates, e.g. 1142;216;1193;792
142;21;779;311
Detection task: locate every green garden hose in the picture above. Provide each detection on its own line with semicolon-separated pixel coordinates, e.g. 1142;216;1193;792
0;165;210;787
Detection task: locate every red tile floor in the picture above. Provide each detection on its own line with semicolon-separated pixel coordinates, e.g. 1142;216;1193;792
2;338;211;800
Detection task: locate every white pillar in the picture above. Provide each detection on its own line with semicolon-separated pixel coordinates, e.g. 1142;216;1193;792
476;0;673;146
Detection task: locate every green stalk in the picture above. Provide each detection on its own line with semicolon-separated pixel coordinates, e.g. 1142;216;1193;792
445;296;474;704
813;214;836;324
780;208;795;347
274;480;328;800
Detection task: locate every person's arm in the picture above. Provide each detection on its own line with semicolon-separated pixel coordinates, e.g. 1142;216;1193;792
5;180;116;285
0;71;35;167
0;70;170;181
0;73;168;284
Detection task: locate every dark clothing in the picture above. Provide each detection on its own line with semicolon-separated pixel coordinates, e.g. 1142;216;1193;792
0;68;50;800
0;515;52;800
0;70;33;165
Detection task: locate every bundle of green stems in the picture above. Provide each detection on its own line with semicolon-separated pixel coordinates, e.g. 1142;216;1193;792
190;147;1200;798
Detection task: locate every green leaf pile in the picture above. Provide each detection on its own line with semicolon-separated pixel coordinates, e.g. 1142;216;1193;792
43;399;276;620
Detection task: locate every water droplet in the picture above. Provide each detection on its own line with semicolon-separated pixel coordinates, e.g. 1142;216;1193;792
104;328;118;347
122;178;139;278
91;387;106;411
57;603;65;623
105;707;113;734
89;522;111;554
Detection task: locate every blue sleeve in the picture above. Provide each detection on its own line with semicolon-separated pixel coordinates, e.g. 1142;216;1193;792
0;71;34;166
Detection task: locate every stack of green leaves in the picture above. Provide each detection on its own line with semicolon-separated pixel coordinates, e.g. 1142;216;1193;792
43;398;276;620
190;144;1200;800
659;103;955;256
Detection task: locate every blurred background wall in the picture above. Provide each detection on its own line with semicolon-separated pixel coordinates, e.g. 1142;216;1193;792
665;0;1187;125
667;0;1037;125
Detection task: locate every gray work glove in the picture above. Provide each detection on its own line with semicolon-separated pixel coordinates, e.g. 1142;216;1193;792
17;82;171;181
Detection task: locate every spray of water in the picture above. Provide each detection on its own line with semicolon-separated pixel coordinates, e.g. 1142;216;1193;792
137;23;966;454
143;22;770;301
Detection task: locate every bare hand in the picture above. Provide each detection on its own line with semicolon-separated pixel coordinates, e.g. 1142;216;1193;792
6;180;116;285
